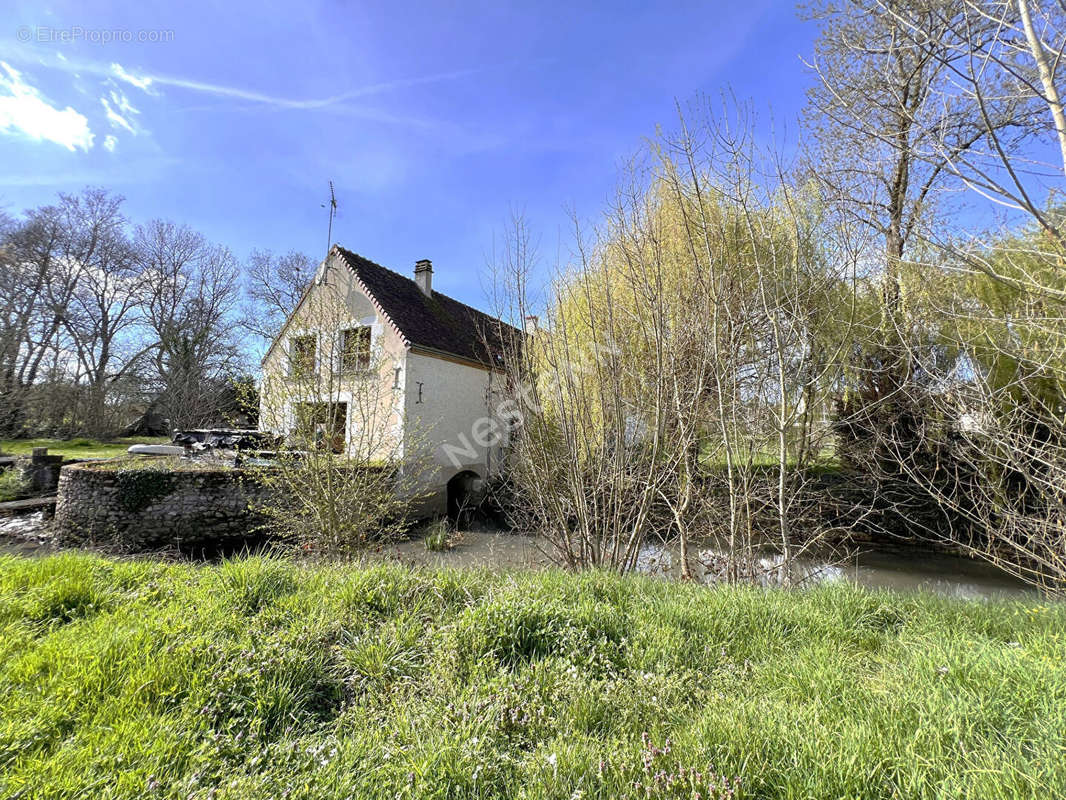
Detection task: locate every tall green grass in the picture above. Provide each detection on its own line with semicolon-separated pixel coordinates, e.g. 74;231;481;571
0;437;170;460
0;553;1063;798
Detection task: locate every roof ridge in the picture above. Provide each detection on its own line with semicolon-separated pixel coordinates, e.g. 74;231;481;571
333;244;515;330
262;245;521;369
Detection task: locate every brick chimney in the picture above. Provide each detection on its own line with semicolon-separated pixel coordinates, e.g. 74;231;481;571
414;259;433;297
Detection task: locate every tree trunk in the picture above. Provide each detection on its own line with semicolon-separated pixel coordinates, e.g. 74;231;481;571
1019;0;1066;176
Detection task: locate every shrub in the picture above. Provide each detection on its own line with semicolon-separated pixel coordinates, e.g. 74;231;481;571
0;469;30;502
831;350;977;541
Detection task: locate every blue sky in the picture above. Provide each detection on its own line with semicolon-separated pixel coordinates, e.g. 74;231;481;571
0;0;816;306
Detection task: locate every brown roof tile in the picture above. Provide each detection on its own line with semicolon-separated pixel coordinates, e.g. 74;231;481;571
334;246;519;368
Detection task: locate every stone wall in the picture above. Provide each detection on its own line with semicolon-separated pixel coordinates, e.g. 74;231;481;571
54;461;272;553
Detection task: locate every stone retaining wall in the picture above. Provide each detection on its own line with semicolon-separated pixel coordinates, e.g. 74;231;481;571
54;461;272;552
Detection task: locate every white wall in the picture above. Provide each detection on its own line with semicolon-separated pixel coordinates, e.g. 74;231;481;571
259;250;511;517
402;350;508;513
259;251;407;454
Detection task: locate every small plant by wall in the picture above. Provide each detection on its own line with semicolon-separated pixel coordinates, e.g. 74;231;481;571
423;517;454;551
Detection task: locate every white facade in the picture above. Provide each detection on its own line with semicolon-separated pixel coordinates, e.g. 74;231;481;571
402;349;509;511
259;249;510;517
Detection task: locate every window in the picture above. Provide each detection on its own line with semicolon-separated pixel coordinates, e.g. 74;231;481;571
289;334;316;377
341;326;372;372
293;401;347;453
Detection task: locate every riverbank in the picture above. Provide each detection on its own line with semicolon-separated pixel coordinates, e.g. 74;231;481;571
1;553;1063;798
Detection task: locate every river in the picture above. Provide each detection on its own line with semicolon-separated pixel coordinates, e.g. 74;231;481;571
380;530;1035;599
1;515;1036;599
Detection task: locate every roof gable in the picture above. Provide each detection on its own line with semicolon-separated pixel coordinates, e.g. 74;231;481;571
334;246;518;368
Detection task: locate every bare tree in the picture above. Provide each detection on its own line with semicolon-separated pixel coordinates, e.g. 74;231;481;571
803;0;1034;310
0;202;78;435
868;0;1065;245
653;101;861;584
51;190;154;436
240;249;315;344
1;189;270;439
137;220;244;430
0;190;155;436
811;0;1066;594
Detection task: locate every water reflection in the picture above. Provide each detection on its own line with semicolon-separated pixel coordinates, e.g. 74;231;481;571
634;540;1033;599
0;512;50;557
388;531;1035;599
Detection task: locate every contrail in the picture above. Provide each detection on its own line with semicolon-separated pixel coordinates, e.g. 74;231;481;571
2;45;481;110
113;65;484;109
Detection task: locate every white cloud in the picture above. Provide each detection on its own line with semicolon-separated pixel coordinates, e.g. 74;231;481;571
0;62;93;151
110;62;154;93
110;89;138;117
101;98;133;132
103;134;117;152
101;89;139;134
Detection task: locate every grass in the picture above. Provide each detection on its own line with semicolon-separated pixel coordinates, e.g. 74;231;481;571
0;554;1063;799
423;518;456;552
698;439;840;473
79;456;234;472
0;437;171;460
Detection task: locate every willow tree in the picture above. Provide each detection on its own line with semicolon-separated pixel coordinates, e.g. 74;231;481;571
501;102;858;582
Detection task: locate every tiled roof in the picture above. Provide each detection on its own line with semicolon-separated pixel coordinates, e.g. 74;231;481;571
334;246;519;368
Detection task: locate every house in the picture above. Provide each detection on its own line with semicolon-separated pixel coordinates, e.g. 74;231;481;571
259;245;520;517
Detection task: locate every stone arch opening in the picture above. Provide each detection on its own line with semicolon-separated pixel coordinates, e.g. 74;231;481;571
446;469;483;528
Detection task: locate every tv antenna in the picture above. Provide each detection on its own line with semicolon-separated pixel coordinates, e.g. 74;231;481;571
322;180;338;252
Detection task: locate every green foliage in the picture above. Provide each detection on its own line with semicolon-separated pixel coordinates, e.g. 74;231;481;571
422;518;452;552
226;375;260;429
0;469;28;502
0;554;1063;798
114;465;176;512
961;221;1066;412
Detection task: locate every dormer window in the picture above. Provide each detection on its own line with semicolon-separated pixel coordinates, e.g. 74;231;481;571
341;326;372;372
